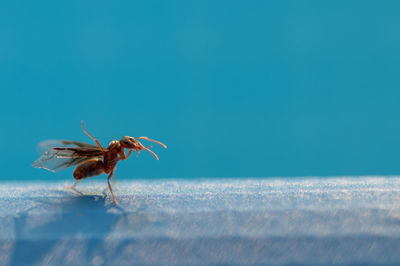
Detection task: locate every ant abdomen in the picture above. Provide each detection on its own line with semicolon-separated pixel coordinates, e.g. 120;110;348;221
73;159;105;180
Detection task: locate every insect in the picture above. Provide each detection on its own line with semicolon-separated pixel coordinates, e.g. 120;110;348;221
33;121;167;204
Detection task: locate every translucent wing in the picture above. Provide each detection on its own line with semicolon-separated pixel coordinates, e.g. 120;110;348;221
36;140;98;153
33;140;105;172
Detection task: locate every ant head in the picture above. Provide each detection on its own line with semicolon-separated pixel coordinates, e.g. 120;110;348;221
120;136;141;150
120;136;167;160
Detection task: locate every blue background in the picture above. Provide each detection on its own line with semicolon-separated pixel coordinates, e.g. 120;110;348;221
1;1;400;180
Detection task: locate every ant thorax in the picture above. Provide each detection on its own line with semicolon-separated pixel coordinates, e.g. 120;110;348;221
108;140;120;148
106;140;122;155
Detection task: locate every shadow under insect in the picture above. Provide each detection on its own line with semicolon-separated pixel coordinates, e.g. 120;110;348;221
9;190;151;265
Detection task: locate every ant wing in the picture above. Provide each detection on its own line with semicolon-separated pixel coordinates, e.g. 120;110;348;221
33;140;105;172
36;140;99;154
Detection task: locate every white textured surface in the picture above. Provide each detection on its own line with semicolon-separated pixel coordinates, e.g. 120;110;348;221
1;177;400;265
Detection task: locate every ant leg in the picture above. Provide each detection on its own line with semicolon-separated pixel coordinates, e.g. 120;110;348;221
81;121;105;153
64;180;80;189
110;168;118;186
107;172;119;205
120;149;134;161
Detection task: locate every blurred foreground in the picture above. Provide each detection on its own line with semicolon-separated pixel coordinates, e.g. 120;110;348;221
1;177;400;265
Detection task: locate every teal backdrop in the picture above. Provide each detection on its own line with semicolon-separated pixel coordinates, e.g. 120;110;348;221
1;1;400;180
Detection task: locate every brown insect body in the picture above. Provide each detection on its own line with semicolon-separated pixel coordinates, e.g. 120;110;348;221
73;159;105;180
103;139;131;173
73;140;128;179
33;122;167;205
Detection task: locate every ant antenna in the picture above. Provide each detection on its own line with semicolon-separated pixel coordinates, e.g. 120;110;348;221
137;142;159;160
81;121;105;153
142;146;159;160
136;137;167;148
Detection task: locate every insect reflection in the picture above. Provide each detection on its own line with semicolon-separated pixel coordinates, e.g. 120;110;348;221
33;122;166;204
